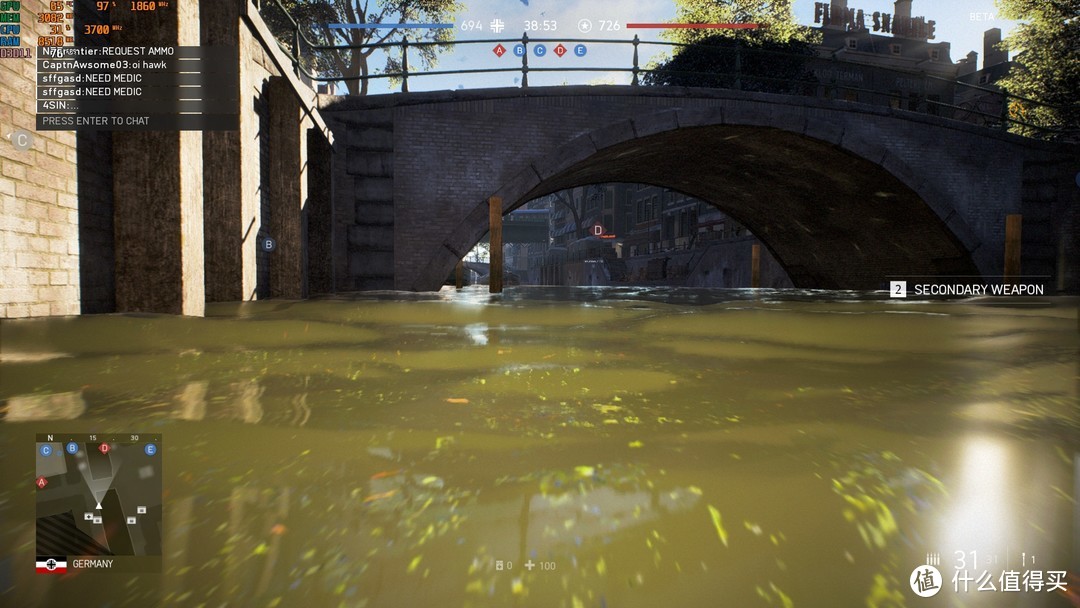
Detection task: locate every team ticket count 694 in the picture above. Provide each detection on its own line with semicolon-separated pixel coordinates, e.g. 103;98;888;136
35;433;163;575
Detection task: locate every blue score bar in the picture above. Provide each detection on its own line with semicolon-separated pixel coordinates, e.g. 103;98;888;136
328;23;455;29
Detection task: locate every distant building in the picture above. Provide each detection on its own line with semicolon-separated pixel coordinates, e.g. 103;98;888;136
807;0;1010;123
526;184;791;288
953;28;1015;127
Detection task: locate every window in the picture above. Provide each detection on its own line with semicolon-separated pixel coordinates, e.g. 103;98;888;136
890;44;902;55
979;73;990;84
927;94;941;116
889;90;902;109
930;49;940;61
846;38;857;50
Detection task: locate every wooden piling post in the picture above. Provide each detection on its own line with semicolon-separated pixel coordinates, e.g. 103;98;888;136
455;260;464;289
1004;214;1022;284
489;196;503;293
751;243;761;288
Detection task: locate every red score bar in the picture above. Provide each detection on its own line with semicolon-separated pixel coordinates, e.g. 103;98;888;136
626;23;763;29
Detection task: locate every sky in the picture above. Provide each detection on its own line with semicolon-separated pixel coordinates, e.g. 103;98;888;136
351;0;1018;94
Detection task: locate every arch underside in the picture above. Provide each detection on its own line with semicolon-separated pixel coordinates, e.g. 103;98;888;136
486;125;978;290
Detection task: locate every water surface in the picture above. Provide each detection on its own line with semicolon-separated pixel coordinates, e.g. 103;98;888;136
1;287;1077;607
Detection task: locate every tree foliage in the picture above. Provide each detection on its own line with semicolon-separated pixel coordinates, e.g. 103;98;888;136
643;35;818;93
644;0;820;92
995;0;1080;136
261;0;463;95
660;0;820;46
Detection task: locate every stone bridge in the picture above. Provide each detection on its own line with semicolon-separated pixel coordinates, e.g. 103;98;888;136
3;1;1077;320
321;86;1079;292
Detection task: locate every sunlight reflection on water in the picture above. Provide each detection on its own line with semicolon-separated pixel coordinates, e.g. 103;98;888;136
0;289;1076;607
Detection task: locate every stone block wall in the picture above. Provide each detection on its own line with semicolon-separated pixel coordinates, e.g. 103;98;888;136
0;0;80;318
75;131;115;314
1;0;333;317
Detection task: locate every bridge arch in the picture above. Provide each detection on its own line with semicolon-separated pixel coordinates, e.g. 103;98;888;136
322;86;1075;293
421;105;982;290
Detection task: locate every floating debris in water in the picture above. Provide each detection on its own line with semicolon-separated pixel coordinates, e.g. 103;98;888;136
707;505;728;547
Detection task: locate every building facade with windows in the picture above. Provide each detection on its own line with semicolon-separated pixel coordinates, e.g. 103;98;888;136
808;0;1011;122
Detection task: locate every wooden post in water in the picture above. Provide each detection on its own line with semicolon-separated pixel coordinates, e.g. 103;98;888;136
1004;214;1022;284
751;243;761;288
489;196;503;293
455;260;464;289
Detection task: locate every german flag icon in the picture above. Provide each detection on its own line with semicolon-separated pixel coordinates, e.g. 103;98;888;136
35;556;67;575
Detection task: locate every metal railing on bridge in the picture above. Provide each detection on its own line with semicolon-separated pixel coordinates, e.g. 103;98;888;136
254;0;1076;140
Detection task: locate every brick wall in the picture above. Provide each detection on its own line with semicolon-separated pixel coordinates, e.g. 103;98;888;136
0;0;80;318
0;0;331;317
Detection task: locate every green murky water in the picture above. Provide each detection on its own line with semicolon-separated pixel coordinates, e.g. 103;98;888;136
1;287;1077;608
